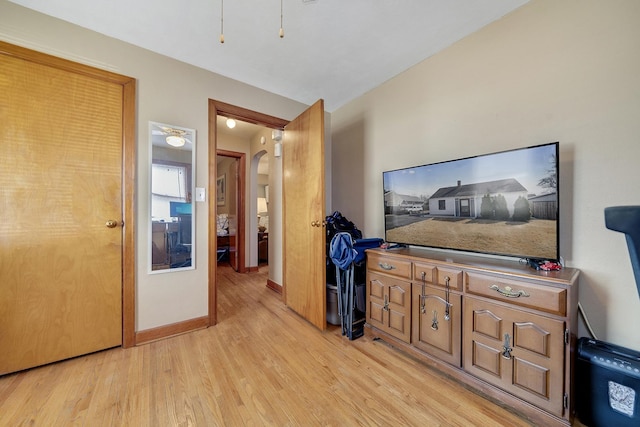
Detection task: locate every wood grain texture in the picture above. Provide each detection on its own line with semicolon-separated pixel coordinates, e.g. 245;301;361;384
0;265;537;426
0;43;127;374
0;41;136;353
282;100;327;330
135;316;209;345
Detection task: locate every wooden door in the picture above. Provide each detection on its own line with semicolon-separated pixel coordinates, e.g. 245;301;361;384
282;100;326;330
0;43;134;375
228;157;240;271
215;150;246;273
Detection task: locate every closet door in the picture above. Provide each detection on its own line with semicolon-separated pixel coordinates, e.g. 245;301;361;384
0;42;134;374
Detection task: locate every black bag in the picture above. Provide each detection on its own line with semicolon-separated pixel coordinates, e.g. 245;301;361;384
325;211;362;242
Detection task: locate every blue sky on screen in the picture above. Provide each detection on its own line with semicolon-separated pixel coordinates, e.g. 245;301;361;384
383;143;557;199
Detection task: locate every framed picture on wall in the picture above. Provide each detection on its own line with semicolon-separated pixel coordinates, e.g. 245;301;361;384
216;174;226;206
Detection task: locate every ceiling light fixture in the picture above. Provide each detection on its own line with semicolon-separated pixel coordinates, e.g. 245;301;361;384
226;118;236;129
219;0;224;43
166;135;186;147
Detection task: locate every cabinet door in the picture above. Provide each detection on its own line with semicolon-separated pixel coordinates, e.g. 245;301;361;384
463;297;566;417
367;272;412;343
412;285;461;366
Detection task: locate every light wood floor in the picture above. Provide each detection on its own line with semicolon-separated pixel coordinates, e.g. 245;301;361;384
0;265;537;426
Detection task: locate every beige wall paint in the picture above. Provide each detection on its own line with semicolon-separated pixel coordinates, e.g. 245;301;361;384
0;0;308;331
332;0;640;350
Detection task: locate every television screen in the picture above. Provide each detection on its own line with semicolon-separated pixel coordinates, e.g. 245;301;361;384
383;142;559;261
170;201;192;217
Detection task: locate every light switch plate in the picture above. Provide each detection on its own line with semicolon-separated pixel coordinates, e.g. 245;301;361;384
195;187;206;202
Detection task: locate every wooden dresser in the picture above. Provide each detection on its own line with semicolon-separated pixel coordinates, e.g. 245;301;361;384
365;247;579;426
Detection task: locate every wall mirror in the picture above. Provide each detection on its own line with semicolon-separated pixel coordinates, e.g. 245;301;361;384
149;121;196;273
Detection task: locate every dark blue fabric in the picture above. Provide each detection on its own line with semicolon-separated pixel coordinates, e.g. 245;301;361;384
353;238;384;263
330;232;357;270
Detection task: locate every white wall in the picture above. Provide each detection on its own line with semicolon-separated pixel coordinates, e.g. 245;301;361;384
0;0;308;331
332;0;640;350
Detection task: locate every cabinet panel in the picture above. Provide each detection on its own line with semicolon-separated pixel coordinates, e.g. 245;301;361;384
388;283;408;306
412;284;462;366
464;297;565;417
471;340;502;377
413;263;436;284
367;253;412;280
435;266;464;291
466;272;566;316
513;357;550;399
413;262;463;291
368;299;385;326
514;321;551;357
366;271;412;343
388;308;409;338
470;308;502;341
370;277;385;299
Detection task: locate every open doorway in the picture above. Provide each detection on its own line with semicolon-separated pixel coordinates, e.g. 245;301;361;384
209;99;288;325
215;151;244;272
256;152;269;267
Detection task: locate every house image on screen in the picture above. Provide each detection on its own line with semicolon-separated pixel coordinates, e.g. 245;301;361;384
528;192;558;220
384;191;424;214
428;178;527;218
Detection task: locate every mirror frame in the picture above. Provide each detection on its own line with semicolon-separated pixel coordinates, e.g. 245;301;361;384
148;121;196;274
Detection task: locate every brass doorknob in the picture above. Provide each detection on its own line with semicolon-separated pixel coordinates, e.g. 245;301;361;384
105;220;119;228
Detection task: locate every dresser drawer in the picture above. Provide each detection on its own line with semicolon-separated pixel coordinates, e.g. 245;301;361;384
414;262;463;291
465;272;567;316
367;253;412;280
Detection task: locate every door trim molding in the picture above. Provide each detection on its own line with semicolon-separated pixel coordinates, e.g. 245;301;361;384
208;99;287;326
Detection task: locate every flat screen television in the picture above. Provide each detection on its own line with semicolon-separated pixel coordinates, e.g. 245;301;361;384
169;201;192;217
382;142;559;261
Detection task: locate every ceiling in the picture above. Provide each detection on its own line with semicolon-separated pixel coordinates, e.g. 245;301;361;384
216;116;271;175
216;116;265;140
8;0;528;112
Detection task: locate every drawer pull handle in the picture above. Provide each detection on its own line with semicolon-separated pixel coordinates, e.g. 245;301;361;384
379;262;395;271
490;284;530;298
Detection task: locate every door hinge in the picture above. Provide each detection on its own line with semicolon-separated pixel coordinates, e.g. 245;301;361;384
564;329;569;345
563;392;569;409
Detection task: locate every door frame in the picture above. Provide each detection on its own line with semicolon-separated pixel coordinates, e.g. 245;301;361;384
208;99;288;325
0;41;136;348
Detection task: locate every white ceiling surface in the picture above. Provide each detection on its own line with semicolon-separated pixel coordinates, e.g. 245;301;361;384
8;0;528;112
